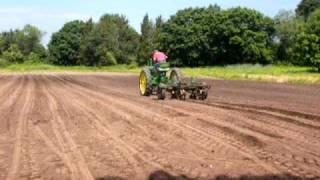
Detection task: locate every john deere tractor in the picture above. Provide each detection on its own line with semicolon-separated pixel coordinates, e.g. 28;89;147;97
139;60;210;100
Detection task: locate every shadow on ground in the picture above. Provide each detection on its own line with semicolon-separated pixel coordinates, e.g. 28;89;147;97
95;170;319;180
96;176;126;180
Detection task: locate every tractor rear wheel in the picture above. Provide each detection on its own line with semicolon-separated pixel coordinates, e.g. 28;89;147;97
139;68;152;96
170;68;183;83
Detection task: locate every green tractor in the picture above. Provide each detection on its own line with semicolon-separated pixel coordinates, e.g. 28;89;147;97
139;59;210;100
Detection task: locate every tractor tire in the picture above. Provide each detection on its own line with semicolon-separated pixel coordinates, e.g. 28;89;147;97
171;90;178;99
170;68;183;83
179;89;187;100
158;88;166;100
139;68;152;96
200;90;208;100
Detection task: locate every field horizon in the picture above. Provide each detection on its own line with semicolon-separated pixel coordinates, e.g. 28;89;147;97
1;63;320;85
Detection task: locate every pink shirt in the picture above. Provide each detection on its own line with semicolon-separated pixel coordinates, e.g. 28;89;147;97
153;52;168;63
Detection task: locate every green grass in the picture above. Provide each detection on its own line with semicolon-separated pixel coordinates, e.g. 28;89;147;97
1;62;319;84
183;64;320;84
0;62;140;73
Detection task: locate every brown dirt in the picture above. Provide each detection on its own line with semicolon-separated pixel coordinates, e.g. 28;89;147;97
0;73;319;180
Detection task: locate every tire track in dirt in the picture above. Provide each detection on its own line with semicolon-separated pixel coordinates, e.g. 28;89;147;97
183;117;320;178
218;113;320;167
209;104;320;156
159;101;320;178
71;75;320;157
2;74;319;179
47;75;196;178
208;80;320;115
26;75;87;179
0;75;22;107
192;104;320;159
53;75;279;177
175;100;320;162
40;76;94;180
6;75;33;180
42;75;143;179
0;76;25;135
195;101;320;130
76;74;320;136
54;74;255;177
77;98;214;178
0;76;26;179
204;104;320;160
2;75;83;180
60;75;320;178
46;75;221;178
165;99;318;144
78;74;320;125
0;76;15;98
15;78;45;179
17;76;43;179
206;101;320;122
138;101;320;178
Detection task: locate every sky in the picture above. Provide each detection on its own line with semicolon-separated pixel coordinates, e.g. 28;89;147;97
0;0;301;45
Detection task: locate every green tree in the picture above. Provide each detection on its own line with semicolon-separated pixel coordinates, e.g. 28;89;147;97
0;30;19;53
306;8;320;35
48;20;86;65
80;14;139;66
137;14;155;65
79;28;101;66
154;15;165;49
0;36;5;54
160;6;274;66
291;9;320;71
305;9;320;71
160;6;221;66
296;0;320;20
0;25;45;59
290;33;319;68
2;44;24;63
17;24;45;55
274;10;305;62
210;7;275;65
155;16;164;29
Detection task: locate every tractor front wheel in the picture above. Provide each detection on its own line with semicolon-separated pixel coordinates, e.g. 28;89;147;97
139;68;152;96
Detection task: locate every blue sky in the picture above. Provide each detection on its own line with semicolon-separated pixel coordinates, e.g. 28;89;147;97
0;0;301;45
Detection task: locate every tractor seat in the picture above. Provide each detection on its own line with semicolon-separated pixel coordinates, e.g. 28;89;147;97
157;67;170;72
156;62;170;72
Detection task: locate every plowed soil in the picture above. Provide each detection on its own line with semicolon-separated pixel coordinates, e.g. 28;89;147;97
0;73;319;180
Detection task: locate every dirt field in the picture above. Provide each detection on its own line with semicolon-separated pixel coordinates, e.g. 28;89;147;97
0;73;319;180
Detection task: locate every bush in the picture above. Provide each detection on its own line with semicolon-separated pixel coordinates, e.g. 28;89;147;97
100;51;117;66
25;52;43;64
311;53;320;71
128;61;138;69
0;58;9;67
2;44;24;63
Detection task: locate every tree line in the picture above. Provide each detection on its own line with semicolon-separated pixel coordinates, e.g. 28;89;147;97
0;25;46;66
0;0;319;71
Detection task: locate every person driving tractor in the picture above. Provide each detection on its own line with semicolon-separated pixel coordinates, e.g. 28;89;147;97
152;50;168;70
153;50;168;63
